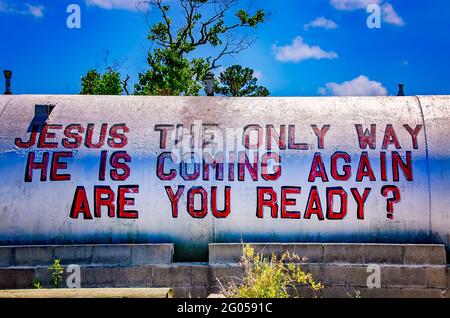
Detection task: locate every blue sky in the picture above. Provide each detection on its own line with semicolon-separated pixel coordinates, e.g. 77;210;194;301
1;0;449;96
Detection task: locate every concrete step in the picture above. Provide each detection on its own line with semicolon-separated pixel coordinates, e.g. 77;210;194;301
0;263;448;298
209;243;447;265
0;244;174;267
0;243;447;298
292;286;447;298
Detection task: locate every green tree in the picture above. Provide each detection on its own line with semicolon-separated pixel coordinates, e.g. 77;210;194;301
80;50;130;95
134;0;266;96
80;70;100;95
215;65;269;96
80;69;123;95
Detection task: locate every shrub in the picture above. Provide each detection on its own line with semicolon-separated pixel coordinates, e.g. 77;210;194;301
218;244;323;298
32;278;43;289
48;259;64;288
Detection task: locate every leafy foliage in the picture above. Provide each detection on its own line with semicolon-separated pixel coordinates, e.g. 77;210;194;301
218;244;323;298
347;289;362;298
32;278;43;289
48;259;64;288
134;0;266;96
135;49;209;96
80;69;123;95
215;65;269;96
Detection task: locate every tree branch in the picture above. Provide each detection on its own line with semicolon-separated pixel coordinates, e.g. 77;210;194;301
154;0;174;44
208;34;254;70
122;74;130;95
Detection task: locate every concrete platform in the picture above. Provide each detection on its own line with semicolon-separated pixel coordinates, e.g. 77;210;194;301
0;243;447;298
0;263;448;298
0;244;174;267
208;243;447;265
0;288;174;298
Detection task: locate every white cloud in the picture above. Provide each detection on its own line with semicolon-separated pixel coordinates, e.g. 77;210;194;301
319;75;388;96
382;3;405;26
25;3;44;18
0;1;44;18
304;16;338;30
253;70;263;80
85;0;149;10
273;36;338;63
330;0;382;10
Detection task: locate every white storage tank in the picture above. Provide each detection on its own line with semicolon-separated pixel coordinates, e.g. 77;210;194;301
0;95;448;261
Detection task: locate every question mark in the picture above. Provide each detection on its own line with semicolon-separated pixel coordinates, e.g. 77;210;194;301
381;186;401;220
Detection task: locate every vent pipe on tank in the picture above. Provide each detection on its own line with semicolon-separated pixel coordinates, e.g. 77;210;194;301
3;70;12;95
397;83;405;96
